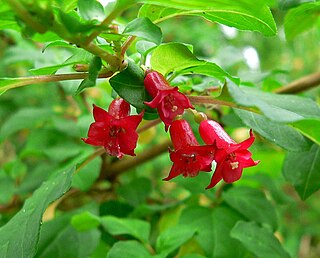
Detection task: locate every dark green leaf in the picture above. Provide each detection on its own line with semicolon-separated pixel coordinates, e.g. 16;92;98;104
101;216;150;243
283;144;320;200
59;10;96;33
109;61;153;111
156;225;196;256
123;17;162;44
117;177;152;206
0;107;53;142
138;0;277;36
75;56;102;94
223;186;278;231
78;0;105;21
284;2;320;40
179;206;246;257
231;221;290;258
151;43;237;83
235;109;311;151
0;167;74;258
107;240;151;258
36;207;100;258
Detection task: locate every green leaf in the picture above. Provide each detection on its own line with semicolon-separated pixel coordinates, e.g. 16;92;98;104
116;177;152;206
0;107;53;142
75;56;102;94
36;207;100;258
179;206;246;257
283;144;320;200
101;216;150;243
291;119;320;145
138;1;277;36
231;221;291;258
0;167;74;258
107;240;151;258
78;0;105;21
222;186;278;231
71;211;101;231
284;2;320;40
59;10;96;33
123;17;162;44
151;43;237;83
156;225;197;256
221;81;320;123
109;61;156;114
234;109;312;151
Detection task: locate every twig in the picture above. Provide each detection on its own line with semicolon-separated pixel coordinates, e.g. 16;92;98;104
107;139;172;177
137;118;162;133
121;36;137;59
274;71;320;94
75;148;105;174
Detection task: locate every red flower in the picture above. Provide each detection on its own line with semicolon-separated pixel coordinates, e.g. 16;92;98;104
199;120;259;189
164;119;215;181
82;98;143;158
144;71;194;130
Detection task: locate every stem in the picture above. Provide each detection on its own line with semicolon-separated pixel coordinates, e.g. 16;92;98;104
3;72;113;92
187;96;259;113
75;148;105;174
107;139;172;177
274;71;320;94
121;36;137;59
137;118;162;133
85;6;124;45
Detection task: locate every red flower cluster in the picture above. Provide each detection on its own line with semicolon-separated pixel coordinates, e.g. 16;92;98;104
82;69;259;189
82;98;143;158
165;119;259;189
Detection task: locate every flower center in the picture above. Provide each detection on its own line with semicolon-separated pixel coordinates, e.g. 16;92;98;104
109;126;125;138
164;94;178;112
230;161;239;170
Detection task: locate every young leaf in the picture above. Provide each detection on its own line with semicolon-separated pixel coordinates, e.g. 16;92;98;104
222;186;278;231
71;211;101;231
231;221;291;258
75;56;102;95
156;225;197;256
123;17;162;45
138;0;277;36
101;216;150;243
235;109;312;151
291;119;320;145
0;166;75;258
283;144;320;200
150;43;237;83
284;2;320;40
78;0;105;21
107;240;151;258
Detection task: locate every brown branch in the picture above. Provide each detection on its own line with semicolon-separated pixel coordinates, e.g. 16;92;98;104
107;139;172;178
274;71;320;94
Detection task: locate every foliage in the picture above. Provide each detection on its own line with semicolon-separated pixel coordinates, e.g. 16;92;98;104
0;0;319;257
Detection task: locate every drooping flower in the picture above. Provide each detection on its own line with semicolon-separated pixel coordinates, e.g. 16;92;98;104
199;120;259;189
82;98;143;158
164;119;216;181
144;71;194;130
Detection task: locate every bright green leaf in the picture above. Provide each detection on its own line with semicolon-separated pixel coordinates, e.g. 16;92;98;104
78;0;105;21
223;186;278;231
107;240;151;258
101;216;150;243
71;211;101;231
156;225;196;256
284;2;320;40
0;167;75;258
283;144;320;200
123;17;162;44
151;43;237;83
138;1;277;36
231;221;290;258
291;119;320;145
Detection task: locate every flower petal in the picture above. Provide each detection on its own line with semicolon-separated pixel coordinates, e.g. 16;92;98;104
93;104;113;122
170;120;199;150
108;98;130;119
